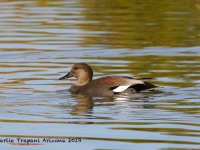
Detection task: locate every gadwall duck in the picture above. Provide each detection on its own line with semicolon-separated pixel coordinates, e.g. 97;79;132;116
59;63;157;97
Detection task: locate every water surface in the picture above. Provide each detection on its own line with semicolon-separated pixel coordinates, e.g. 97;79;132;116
0;0;200;150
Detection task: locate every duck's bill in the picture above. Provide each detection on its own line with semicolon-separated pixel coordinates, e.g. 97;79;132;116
59;72;73;80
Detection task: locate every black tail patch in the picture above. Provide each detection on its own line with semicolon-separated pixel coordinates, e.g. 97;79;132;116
131;82;157;92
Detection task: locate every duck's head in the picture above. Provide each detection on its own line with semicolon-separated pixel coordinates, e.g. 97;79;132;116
59;63;93;85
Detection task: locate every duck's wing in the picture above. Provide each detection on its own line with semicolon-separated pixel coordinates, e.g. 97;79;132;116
93;76;145;93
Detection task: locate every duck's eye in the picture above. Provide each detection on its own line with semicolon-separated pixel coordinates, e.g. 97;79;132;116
74;67;78;70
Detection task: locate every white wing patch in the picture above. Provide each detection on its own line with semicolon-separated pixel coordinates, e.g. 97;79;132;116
113;85;130;92
112;79;144;93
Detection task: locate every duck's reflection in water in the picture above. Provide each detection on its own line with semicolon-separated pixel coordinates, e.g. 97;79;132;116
59;90;160;117
70;95;94;116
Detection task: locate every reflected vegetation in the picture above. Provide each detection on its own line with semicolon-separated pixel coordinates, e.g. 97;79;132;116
79;0;200;48
37;0;62;6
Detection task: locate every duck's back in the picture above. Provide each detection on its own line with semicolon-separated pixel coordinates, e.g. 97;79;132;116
70;76;156;97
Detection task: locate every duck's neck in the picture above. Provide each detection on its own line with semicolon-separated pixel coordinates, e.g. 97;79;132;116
76;73;92;86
